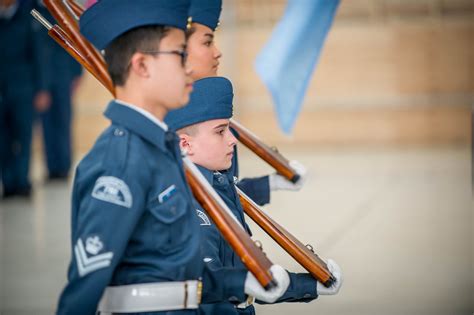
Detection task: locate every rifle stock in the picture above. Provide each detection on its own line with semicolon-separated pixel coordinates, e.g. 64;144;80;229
237;187;336;287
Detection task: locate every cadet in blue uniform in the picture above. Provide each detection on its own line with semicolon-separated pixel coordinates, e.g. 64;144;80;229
185;0;307;206
165;76;343;315
0;0;43;198
35;3;83;180
56;1;290;314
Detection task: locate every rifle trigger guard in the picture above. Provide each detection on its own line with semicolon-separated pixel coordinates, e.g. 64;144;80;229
254;240;263;250
305;244;314;253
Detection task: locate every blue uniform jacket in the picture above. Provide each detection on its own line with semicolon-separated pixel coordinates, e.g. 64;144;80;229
196;166;318;315
57;101;247;315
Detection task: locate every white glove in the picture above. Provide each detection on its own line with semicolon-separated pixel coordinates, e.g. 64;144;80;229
269;160;307;191
244;264;290;303
316;259;343;295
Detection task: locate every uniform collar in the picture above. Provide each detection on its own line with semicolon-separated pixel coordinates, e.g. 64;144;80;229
104;100;173;152
196;165;235;187
115;99;168;131
196;164;215;185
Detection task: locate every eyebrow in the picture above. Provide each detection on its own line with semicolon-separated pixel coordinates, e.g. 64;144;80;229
204;33;214;40
213;123;228;130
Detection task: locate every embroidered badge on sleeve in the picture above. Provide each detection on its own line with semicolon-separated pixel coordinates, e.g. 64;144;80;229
196;209;211;226
92;176;133;208
75;236;114;277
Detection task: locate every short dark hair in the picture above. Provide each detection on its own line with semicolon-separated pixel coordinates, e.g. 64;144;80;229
104;25;170;86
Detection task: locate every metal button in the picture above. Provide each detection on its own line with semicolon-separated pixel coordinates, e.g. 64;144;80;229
304;293;311;298
114;128;125;136
165;132;175;142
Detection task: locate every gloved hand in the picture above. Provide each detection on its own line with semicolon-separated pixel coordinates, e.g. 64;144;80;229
269;160;307;191
316;259;343;295
244;264;290;303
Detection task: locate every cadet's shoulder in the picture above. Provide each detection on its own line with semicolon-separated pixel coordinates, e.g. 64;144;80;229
77;124;152;177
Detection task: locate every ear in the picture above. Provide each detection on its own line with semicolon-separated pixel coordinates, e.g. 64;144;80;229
179;134;193;156
129;52;150;79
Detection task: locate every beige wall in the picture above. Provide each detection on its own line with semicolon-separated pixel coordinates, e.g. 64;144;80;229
71;0;473;152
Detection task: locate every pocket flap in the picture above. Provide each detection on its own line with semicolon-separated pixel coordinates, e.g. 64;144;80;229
149;193;187;224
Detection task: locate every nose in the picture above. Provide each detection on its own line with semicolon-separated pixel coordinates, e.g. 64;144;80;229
228;129;237;147
214;46;222;59
185;63;193;77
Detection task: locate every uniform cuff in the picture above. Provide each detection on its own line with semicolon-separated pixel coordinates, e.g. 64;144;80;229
223;269;248;304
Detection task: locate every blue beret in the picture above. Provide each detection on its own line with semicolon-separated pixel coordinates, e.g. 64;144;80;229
165;77;233;131
188;0;222;31
80;0;190;50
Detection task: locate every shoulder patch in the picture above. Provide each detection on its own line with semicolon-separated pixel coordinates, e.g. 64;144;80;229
196;209;211;226
92;176;133;208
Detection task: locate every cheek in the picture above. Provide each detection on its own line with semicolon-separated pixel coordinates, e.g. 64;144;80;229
156;64;187;107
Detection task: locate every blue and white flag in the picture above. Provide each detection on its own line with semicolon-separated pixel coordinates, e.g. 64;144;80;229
255;0;340;134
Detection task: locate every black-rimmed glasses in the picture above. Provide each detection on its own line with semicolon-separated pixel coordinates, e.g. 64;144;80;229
140;50;188;67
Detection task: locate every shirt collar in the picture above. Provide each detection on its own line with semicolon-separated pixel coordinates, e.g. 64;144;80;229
115;99;168;131
104;100;174;152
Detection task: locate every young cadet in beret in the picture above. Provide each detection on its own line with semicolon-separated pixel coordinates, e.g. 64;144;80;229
185;0;307;207
55;1;290;314
165;77;343;315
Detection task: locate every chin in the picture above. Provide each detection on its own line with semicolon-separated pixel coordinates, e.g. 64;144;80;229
179;94;191;107
220;161;232;171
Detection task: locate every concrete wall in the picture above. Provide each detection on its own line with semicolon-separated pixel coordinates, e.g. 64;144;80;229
70;0;474;151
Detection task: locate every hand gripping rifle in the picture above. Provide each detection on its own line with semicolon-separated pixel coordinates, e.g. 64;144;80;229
31;8;278;290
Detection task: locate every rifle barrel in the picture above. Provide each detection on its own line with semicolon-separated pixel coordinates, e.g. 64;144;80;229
237;187;336;287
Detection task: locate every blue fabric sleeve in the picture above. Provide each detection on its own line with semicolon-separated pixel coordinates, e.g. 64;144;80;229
257;272;318;305
236;176;270;206
199;221;248;304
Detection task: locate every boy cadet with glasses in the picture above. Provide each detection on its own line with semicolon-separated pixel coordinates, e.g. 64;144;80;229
185;0;308;207
56;1;289;314
165;77;343;315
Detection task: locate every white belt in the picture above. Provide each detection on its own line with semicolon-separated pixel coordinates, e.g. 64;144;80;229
98;280;202;314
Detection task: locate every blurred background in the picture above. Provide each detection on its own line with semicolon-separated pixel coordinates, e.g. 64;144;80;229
1;0;473;314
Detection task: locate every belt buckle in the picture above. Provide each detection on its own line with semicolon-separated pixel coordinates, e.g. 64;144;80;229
197;280;203;304
184;280;202;309
237;295;255;309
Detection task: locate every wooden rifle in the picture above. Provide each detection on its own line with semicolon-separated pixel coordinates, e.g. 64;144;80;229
42;0;114;94
31;9;278;290
238;188;335;287
33;1;336;287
